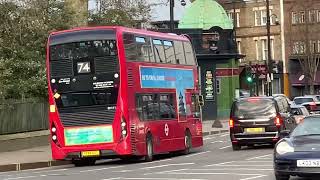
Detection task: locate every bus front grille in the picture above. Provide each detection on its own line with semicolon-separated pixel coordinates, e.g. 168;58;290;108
59;108;115;127
50;59;73;77
95;56;119;74
130;124;137;153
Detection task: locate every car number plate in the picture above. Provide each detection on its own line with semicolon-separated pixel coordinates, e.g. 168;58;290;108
297;160;320;167
81;151;100;157
245;128;265;134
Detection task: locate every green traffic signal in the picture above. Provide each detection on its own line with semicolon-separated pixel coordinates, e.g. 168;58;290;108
246;76;253;83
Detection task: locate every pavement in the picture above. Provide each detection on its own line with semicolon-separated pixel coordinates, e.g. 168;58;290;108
0;120;229;173
0;131;282;180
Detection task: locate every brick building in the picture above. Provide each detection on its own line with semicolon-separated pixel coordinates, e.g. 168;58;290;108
218;0;286;96
219;0;320;97
284;0;320;96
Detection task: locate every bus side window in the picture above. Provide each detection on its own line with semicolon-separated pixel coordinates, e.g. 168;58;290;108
163;40;176;64
123;33;138;61
159;94;176;119
183;42;196;65
174;41;186;64
191;94;201;118
152;39;165;63
135;36;151;62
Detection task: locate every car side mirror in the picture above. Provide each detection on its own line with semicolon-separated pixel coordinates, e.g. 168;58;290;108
198;95;204;106
280;130;291;138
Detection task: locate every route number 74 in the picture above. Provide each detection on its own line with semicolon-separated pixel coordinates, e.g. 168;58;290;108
77;62;91;73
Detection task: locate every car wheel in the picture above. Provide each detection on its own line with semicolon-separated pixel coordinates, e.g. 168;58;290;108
72;158;96;167
275;172;290;180
232;144;241;151
144;134;153;162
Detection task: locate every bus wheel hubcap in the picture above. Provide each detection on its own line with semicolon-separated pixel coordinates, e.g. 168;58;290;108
148;141;152;156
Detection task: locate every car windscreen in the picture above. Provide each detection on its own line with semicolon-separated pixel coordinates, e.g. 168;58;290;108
233;99;276;119
294;98;313;105
291;117;320;137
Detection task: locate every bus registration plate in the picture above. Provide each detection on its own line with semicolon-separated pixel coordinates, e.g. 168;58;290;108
81;151;100;157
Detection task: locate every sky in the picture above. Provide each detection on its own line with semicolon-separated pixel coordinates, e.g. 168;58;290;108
88;0;192;21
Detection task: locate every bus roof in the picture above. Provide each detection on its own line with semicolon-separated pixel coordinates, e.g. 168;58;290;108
49;26;190;42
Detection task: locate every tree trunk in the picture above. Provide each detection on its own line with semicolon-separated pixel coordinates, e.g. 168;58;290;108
310;84;315;95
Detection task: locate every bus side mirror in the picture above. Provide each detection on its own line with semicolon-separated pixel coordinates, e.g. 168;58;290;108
198;95;204;106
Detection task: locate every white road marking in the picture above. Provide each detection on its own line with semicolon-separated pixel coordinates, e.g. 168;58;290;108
185;151;211;157
247;154;272;160
144;169;188;175
182;168;273;171
141;158;172;165
112;170;134;173
166;172;264;176
203;136;216;140
220;134;229;137
210;141;224;144
239;174;268;180
205;161;235;167
140;163;195;170
33;168;69;174
80;166;124;172
242;161;272;163
102;178;123;180
4;176;38;180
213;165;273;167
104;178;207;180
219;145;232;149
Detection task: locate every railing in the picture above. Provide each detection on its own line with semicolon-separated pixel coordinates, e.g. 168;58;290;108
0;99;48;135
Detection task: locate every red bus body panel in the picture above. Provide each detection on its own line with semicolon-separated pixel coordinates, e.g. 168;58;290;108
46;26;203;160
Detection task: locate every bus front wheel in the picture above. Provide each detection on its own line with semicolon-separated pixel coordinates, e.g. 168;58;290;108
144;134;153;162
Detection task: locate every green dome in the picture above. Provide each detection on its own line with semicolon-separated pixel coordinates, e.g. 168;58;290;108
179;0;233;30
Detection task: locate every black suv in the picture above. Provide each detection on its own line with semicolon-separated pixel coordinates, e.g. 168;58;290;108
229;96;295;150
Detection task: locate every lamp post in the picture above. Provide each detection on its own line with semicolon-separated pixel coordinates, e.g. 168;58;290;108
266;0;272;96
170;0;187;33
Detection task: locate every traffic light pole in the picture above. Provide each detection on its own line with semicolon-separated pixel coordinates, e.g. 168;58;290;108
170;0;175;33
266;0;272;96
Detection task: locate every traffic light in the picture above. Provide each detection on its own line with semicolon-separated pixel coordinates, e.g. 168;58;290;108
246;76;253;83
245;66;253;84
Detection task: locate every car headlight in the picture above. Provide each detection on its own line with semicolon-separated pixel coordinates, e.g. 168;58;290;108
276;141;294;155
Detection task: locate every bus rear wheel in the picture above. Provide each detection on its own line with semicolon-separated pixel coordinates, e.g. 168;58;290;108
72;158;96;167
182;131;192;155
144;134;153;162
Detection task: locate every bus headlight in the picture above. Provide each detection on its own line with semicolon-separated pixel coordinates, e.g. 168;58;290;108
276;141;294;155
121;122;126;127
52;135;57;141
122;130;127;136
114;73;119;78
51;127;56;133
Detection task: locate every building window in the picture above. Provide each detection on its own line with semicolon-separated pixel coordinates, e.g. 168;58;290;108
255;10;261;26
309;10;317;23
216;78;221;94
293;41;306;54
318;40;320;53
300;11;305;23
310;40;317;53
254;9;272;26
237;40;241;54
292;12;298;24
255;40;259;60
271;39;274;60
227;10;240;27
262;39;268;61
317;10;320;22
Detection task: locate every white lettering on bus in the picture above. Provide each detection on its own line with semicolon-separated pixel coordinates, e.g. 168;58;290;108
141;75;165;81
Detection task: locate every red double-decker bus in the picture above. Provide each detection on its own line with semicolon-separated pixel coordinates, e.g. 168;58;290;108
46;26;203;166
